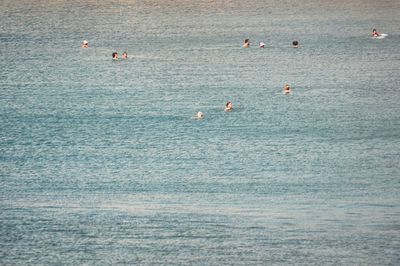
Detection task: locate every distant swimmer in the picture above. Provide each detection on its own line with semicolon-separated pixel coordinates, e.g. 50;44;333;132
372;28;380;37
292;40;299;48
196;111;204;119
122;52;128;59
371;29;388;39
225;101;233;112
259;42;265;48
243;39;250;48
283;84;291;94
82;40;89;48
112;52;118;59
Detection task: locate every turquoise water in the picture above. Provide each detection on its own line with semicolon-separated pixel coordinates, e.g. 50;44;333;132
1;0;400;264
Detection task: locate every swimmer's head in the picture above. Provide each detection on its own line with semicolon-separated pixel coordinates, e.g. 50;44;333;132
82;40;89;48
292;40;298;46
259;42;265;48
112;52;118;59
225;101;233;111
196;111;204;119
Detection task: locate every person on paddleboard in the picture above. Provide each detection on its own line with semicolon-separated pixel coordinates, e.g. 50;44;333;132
372;28;380;37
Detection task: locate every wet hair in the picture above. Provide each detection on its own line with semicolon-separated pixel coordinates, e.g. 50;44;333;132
244;39;249;43
372;28;377;32
292;41;298;46
226;101;232;107
112;52;118;58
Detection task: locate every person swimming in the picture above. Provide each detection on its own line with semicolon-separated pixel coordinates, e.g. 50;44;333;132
81;40;89;48
122;52;128;59
243;39;250;48
283;84;291;94
196;111;204;119
225;101;233;111
259;42;265;48
372;28;380;37
112;52;118;59
292;40;299;48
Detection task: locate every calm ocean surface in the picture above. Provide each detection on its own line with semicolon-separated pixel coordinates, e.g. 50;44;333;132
1;0;400;264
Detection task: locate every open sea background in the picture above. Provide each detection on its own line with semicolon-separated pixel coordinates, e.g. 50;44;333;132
1;0;400;264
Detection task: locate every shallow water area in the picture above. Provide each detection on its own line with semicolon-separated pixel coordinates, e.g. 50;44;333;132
1;0;400;265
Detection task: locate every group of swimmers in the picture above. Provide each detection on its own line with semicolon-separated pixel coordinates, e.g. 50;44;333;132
195;85;291;120
243;28;381;48
112;51;128;60
82;29;382;120
81;40;128;59
195;101;233;119
243;39;299;48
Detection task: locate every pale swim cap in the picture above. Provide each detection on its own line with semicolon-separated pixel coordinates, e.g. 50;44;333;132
196;112;204;119
259;42;265;48
83;40;88;44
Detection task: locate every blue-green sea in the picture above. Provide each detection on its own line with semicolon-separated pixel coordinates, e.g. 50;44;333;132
1;0;400;264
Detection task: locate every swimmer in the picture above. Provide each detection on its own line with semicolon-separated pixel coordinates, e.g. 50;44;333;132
112;52;118;59
292;40;299;48
372;28;380;37
225;101;233;112
122;52;128;59
82;40;89;48
259;42;265;48
243;39;250;48
196;111;204;119
283;84;291;94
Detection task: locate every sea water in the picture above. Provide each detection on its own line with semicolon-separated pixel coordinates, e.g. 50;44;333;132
1;0;400;264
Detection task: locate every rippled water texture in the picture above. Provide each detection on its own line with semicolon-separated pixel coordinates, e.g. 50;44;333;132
1;0;400;264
